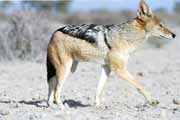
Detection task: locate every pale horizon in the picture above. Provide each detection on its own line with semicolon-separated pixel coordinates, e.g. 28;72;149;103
70;0;180;12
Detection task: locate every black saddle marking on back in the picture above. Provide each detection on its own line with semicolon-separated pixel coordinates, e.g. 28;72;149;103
56;24;115;49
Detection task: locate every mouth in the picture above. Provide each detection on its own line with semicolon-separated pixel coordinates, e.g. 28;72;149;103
160;35;172;40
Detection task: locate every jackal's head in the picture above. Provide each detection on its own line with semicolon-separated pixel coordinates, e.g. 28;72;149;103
137;0;176;40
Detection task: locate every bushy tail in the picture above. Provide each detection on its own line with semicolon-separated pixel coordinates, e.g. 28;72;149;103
46;56;55;82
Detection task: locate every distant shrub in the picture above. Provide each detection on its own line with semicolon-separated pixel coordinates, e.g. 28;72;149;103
0;11;62;62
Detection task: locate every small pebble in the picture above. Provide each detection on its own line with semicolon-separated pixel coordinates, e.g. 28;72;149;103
137;72;144;77
0;110;10;116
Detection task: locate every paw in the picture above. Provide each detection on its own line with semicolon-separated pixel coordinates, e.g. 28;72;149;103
148;99;159;106
95;99;102;109
95;101;100;108
54;101;65;110
47;100;54;107
58;103;65;110
95;103;105;110
52;99;65;110
48;103;65;110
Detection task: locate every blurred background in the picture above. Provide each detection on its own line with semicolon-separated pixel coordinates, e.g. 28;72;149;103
0;0;180;62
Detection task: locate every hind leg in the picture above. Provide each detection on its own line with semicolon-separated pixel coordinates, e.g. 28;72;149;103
47;56;56;106
54;57;73;108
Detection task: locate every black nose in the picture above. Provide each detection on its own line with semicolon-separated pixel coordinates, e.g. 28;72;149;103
172;33;176;38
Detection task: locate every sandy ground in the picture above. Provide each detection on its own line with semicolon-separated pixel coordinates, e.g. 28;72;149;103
0;28;180;120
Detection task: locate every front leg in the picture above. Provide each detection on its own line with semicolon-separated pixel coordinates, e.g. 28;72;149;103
115;69;159;105
108;51;159;105
95;65;111;107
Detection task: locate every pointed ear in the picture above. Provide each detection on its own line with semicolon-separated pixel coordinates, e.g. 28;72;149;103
137;0;154;19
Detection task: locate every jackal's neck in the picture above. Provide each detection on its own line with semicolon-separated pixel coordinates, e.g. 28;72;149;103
112;17;148;52
117;17;146;34
116;17;147;41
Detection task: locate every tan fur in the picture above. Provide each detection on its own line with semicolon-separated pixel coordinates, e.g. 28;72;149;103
46;0;175;108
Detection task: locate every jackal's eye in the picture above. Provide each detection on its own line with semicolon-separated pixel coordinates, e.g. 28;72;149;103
159;23;163;27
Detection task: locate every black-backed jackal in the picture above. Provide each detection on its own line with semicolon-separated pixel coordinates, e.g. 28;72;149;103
46;0;176;108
